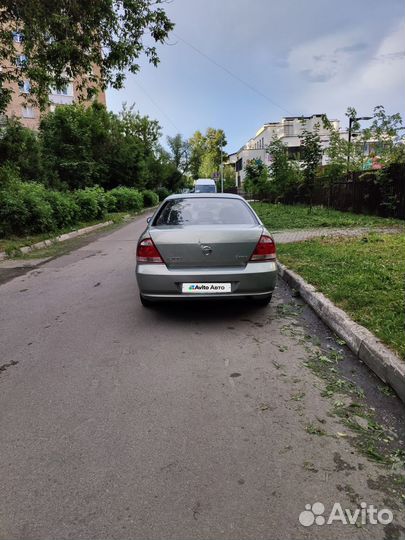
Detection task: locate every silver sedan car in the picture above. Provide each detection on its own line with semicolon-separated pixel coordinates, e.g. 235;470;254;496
136;194;277;306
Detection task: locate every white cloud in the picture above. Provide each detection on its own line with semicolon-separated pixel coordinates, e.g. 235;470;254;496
286;22;405;122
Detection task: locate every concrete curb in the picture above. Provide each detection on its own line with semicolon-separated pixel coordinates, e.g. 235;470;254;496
0;219;115;261
277;262;405;404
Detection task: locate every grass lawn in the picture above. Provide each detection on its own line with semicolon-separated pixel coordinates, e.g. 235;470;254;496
252;202;404;231
277;233;405;359
0;212;132;255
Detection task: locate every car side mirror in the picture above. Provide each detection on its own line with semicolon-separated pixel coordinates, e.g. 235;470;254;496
146;217;152;223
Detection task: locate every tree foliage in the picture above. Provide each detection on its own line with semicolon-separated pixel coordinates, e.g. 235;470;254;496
243;159;269;197
362;106;404;165
0;102;187;194
265;137;302;200
324;106;405;176
300;123;323;209
188;128;227;179
167;133;190;175
0;0;174;113
0;117;42;181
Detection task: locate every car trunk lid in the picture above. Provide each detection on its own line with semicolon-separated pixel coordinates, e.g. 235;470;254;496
149;225;263;268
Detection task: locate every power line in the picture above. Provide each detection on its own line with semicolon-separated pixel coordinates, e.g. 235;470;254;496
132;80;181;132
173;32;294;116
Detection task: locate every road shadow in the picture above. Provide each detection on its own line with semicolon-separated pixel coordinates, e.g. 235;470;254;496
146;297;276;325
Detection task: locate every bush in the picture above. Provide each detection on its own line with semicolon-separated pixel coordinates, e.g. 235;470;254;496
45;191;80;228
108;187;143;212
156;186;170;201
74;186;108;221
142;189;159;207
0;180;55;236
0;163;21;188
104;190;117;212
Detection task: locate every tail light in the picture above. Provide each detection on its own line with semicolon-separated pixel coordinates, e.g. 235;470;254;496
250;234;276;261
136;237;163;263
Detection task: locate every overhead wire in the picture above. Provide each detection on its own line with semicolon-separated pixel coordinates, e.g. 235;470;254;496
172;31;295;117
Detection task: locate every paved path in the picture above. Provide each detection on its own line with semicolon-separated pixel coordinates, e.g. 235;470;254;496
1;215;404;540
273;226;402;244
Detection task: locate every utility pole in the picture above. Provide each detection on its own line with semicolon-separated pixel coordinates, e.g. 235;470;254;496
220;148;224;193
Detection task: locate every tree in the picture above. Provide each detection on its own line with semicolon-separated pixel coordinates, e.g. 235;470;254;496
39;103;112;189
117;103;161;153
188;130;205;179
39;102;163;191
223;164;236;190
266;136;302;200
324;106;405;178
323;125;348;182
362;106;404;165
188;128;227;179
205;127;227;169
199;153;217;179
244;159;270;198
167;134;190;175
0;0;174;113
0;117;43;181
300;124;323;210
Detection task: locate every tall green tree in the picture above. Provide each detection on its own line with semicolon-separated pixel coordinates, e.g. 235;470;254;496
362;106;404;165
188;130;205;179
167;134;190;175
267;136;302;199
243;159;269;197
118;104;161;154
188;127;227;179
40;103;111;189
0;117;42;181
300;124;323;210
39;102;163;191
0;0;174;113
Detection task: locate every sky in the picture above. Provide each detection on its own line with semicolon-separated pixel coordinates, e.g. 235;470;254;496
107;0;405;153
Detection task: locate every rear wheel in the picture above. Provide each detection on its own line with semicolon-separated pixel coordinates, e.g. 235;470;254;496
140;294;154;308
252;294;272;307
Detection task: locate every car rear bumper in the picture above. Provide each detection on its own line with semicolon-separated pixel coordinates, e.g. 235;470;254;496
136;261;277;299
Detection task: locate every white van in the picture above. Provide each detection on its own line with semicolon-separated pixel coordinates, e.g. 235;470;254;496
194;178;217;193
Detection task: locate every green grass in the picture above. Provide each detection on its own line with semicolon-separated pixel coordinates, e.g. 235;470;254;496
0;212;132;255
278;233;405;359
252;202;404;231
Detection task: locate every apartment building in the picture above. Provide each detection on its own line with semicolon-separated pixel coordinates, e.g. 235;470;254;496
228;114;340;187
2;31;106;129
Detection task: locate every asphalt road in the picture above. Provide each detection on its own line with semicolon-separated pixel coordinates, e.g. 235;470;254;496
1;215;404;540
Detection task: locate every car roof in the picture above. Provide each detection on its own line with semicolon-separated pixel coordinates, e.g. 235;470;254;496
166;193;244;201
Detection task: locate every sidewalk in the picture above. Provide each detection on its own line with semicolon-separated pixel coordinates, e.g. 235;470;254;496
273;226;402;244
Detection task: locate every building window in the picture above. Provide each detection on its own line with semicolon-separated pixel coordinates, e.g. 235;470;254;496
55;86;68;96
287;146;301;160
50;83;73;97
21;106;35;119
13;31;24;43
15;54;27;67
284;123;294;136
18;80;31;94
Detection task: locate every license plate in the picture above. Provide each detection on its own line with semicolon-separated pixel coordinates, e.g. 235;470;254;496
182;282;232;294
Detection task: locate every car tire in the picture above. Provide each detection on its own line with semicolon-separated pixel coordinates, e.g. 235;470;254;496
140;294;154;308
252;294;272;306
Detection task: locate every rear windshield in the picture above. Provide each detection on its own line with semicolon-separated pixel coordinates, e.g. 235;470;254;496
153;198;258;226
194;185;216;193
